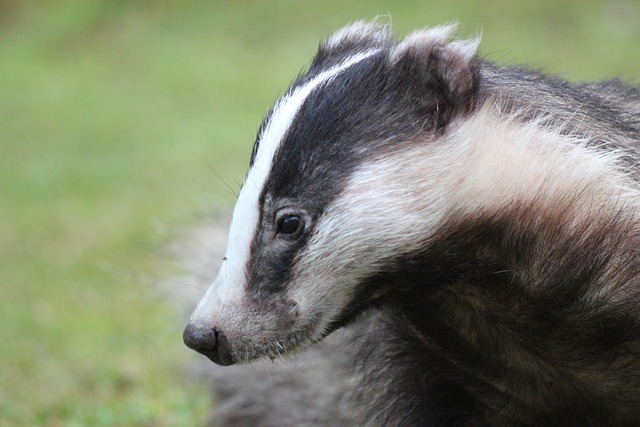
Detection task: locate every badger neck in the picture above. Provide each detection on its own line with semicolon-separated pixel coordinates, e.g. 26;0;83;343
361;105;640;423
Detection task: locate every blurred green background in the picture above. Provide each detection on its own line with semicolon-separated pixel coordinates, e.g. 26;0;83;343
1;0;638;425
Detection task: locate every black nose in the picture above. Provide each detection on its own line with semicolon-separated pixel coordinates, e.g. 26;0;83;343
182;323;235;366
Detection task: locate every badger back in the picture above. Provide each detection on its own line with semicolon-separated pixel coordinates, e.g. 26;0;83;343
183;22;482;365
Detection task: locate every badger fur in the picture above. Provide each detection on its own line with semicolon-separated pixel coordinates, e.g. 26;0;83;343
183;22;640;426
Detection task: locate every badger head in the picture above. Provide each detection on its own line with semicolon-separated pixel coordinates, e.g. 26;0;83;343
183;22;480;365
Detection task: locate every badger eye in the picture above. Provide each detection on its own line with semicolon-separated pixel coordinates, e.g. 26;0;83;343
277;214;303;236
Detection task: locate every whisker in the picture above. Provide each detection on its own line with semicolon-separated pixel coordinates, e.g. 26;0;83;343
208;165;240;199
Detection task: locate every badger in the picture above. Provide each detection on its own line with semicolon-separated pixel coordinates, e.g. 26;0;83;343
183;21;640;426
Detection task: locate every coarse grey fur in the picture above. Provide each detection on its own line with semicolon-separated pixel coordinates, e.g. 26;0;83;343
183;22;640;426
480;64;640;176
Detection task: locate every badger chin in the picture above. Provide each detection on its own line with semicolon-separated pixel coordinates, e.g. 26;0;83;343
226;295;370;365
229;317;324;365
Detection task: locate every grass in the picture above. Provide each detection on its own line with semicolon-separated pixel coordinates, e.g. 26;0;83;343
1;0;638;425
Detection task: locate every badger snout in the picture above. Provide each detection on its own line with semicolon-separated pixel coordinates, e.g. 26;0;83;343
182;322;234;366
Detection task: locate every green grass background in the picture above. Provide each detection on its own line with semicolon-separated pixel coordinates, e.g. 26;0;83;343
1;1;639;425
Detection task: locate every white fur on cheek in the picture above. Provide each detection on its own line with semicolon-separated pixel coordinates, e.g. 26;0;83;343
189;49;382;324
289;144;456;334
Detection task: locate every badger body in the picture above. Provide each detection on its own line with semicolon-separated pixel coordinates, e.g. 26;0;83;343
184;22;640;426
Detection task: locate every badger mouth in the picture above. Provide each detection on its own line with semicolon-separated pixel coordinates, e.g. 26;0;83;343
184;312;323;366
233;315;326;365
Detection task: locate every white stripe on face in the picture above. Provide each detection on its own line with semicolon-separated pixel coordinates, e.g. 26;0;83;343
190;49;381;321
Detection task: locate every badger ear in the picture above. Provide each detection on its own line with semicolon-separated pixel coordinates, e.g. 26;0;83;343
311;20;391;69
325;20;391;52
389;25;481;129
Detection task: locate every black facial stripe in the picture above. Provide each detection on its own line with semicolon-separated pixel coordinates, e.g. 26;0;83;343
247;204;313;295
245;53;424;295
244;45;482;297
268;51;443;199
